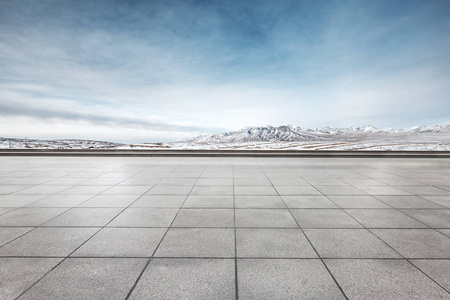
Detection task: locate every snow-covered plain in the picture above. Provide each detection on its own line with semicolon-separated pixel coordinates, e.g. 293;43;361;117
2;125;450;151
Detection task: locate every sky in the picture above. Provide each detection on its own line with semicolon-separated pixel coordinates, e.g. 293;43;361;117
1;0;449;143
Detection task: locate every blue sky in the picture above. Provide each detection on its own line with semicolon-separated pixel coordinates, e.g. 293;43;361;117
1;0;449;142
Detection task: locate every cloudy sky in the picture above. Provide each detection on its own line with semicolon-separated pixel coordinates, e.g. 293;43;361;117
1;0;449;142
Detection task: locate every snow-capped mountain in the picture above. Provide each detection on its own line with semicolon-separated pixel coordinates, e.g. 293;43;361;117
184;124;450;143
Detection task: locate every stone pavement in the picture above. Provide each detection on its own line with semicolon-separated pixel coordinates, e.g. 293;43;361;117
0;156;449;299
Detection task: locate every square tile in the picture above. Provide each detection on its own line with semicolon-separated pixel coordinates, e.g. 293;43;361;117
397;186;450;196
26;195;95;207
59;185;111;195
282;196;339;208
0;227;98;257
234;178;272;186
325;259;449;299
107;208;177;227
237;259;345;300
410;259;450;292
345;209;427;228
183;195;234;208
196;178;233;185
172;209;234;227
101;185;151;195
328;196;390;208
14;185;72;195
372;229;450;258
131;195;186;208
0;258;62;300
72;228;166;257
77;195;139;207
147;185;192;195
235;196;286;208
236;229;317;258
315;186;366;195
401;209;450;228
234;186;278;196
154;228;235;257
0;208;68;226
43;208;123;226
0;195;47;207
423;196;450;208
375;195;445;208
19;258;146;300
190;185;233;195
235;209;298;228
0;227;34;247
129;258;235;300
355;185;411;196
275;186;321;195
304;229;401;258
291;209;362;228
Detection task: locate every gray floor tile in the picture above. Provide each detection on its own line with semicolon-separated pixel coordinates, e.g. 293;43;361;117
325;259;450;299
292;209;363;228
101;185;152;195
282;195;339;208
234;186;278;196
129;258;235;300
26;195;95;207
438;229;450;237
0;227;98;257
355;185;411;195
191;185;233;195
304;229;401;258
15;186;73;196
0;227;34;247
372;229;450;258
236;228;317;258
235;209;298;228
131;195;186;208
0;195;47;207
108;208;177;227
345;209;427;228
275;185;321;195
375;195;445;208
43;208;123;226
234;178;272;186
0;185;32;194
172;209;234;227
237;259;345;300
59;185;112;195
424;196;450;208
0;258;62;300
72;228;166;257
0;207;15;215
196;178;233;186
306;178;347;185
0;208;68;226
18;258;147;300
315;185;366;195
270;178;310;185
147;185;193;195
410;259;450;292
328;195;390;208
77;195;139;207
401;209;450;228
154;228;235;257
397;186;450;196
183;195;234;208
235;196;286;208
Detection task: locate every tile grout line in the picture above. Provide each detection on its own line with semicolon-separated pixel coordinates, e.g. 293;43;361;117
262;161;350;300
124;161;208;300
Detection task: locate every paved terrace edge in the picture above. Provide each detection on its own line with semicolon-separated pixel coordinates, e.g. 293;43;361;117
1;149;450;158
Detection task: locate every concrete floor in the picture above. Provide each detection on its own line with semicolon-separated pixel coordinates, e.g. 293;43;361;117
0;156;450;299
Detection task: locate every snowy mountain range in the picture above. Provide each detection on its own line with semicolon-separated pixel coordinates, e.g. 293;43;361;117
182;124;450;143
